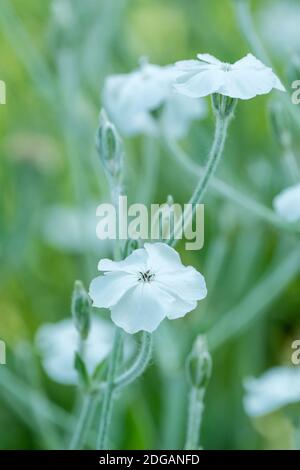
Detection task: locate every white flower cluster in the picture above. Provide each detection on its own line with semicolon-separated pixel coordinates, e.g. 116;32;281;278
92;52;285;335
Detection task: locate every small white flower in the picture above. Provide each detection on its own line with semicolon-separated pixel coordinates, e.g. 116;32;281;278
89;243;207;334
273;183;300;223
174;53;285;100
36;317;114;385
103;61;206;138
244;366;300;417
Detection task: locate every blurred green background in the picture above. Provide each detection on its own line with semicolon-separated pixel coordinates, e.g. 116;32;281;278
0;0;299;450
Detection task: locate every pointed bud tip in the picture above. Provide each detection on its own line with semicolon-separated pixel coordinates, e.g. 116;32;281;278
186;335;212;390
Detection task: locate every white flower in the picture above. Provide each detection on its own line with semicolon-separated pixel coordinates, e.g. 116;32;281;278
244;367;300;417
103;61;206;138
36;317;115;385
89;243;207;334
273;183;300;223
174;53;285;100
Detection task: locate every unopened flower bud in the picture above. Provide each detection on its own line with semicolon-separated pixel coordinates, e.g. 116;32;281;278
186;336;212;390
212;93;237;118
96;109;123;187
71;280;91;340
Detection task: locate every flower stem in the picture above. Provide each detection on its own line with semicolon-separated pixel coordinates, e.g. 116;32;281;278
114;332;153;390
96;327;123;450
185;387;205;450
168;109;231;247
166;137;299;233
69;393;96;450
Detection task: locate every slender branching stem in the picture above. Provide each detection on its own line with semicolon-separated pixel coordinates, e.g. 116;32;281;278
114;332;153;390
165;138;300;234
69;393;97;450
168;110;231;247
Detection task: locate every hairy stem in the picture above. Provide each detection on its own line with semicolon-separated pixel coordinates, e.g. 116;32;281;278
69;393;97;450
168;111;231;247
114;332;153;390
165;138;300;234
185;388;205;450
97;328;123;450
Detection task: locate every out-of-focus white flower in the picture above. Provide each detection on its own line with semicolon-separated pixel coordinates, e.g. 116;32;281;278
36;317;114;385
244;367;300;417
42;204;112;255
103;60;206;138
174;53;285;100
89;243;207;334
273;183;300;223
259;1;300;57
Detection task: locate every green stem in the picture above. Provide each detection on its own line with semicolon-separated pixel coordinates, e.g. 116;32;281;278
185;387;205;450
114;332;153;390
168;111;230;247
165;138;300;235
97;328;123;450
188;114;229;206
69;393;97;450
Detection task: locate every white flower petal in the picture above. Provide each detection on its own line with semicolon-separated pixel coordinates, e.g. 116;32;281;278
89;272;137;308
175;52;285;99
110;283;172;334
156;266;207;302
167;298;197;320
232;53;266;70
244;367;300;417
98;248;148;273
174;70;223;98
232;53;285;91
219;69;276;99
144;242;184;273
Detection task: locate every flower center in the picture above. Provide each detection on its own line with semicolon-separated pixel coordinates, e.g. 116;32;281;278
221;62;232;72
138;270;155;283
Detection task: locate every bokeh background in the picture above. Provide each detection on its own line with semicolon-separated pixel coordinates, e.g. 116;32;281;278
0;0;300;450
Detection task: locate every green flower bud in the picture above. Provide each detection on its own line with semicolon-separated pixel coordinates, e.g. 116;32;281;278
212;93;238;118
71;280;91;340
186;336;212;390
96;109;123;187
